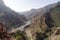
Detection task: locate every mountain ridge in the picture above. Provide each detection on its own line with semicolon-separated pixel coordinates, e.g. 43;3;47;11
0;0;27;29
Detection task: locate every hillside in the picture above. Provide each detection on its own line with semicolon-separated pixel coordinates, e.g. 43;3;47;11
0;0;27;29
6;1;60;40
24;1;60;40
0;0;60;40
24;3;57;20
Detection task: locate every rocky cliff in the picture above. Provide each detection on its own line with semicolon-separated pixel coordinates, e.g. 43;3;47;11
24;1;60;40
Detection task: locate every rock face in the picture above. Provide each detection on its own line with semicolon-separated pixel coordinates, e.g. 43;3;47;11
24;1;60;40
24;16;47;40
0;0;27;29
24;18;40;40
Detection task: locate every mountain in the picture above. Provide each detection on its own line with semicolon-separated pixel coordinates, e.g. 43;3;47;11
0;0;60;40
0;0;27;29
24;3;57;20
24;1;60;40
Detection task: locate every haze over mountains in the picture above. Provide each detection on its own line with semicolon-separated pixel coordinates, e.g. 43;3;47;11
23;3;57;20
0;0;27;29
24;1;60;40
0;0;60;40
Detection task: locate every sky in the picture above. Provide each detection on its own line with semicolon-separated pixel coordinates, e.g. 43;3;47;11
3;0;60;12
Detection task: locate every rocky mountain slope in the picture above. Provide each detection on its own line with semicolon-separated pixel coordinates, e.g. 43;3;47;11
24;3;57;20
6;1;60;40
0;0;27;29
0;0;60;40
4;1;60;40
24;1;60;40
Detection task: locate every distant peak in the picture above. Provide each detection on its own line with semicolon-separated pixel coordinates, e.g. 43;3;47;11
0;0;4;5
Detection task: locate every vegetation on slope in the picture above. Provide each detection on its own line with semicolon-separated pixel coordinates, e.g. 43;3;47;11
50;2;60;26
24;1;60;40
10;30;26;40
